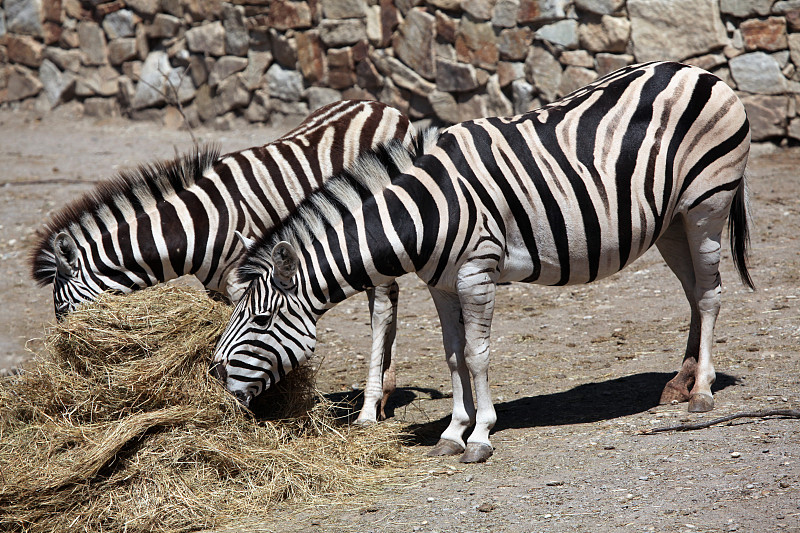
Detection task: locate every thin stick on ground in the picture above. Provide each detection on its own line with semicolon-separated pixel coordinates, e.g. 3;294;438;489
640;409;800;435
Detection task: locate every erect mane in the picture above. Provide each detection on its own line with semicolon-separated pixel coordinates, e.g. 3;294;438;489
237;128;441;283
29;144;221;286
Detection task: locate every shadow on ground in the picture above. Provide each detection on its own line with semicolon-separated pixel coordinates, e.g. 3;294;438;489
385;371;740;445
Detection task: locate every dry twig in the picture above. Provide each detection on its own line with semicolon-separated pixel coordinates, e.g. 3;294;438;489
640;409;800;435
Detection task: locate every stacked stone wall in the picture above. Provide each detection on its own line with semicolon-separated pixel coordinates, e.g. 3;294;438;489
2;0;799;140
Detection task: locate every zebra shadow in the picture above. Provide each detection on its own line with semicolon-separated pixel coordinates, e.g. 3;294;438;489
324;386;444;423
399;371;740;446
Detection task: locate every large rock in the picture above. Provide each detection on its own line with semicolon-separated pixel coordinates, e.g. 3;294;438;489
524;45;561;102
493;0;520;28
371;50;436;95
319;18;366;47
266;63;304;101
518;0;568;23
497;61;525;86
269;0;311;30
78;21;108;65
148;13;182;39
558;66;597;96
729;52;787;94
75;65;120;97
740;17;787;52
208;56;248;87
102;9;136;40
740;94;788;140
126;0;159;16
5;0;44;37
322;0;367;19
215;74;250;115
629;0;727;62
44;46;82;72
485;74;513;116
456;17;498;70
132;51;195;109
429;90;460;124
436;58;479;92
512;79;536;113
579;15;630;53
270;29;298;68
498;27;533;61
575;0;624;14
1;65;42;102
327;47;356;89
595;52;633;75
39;58;76;104
392;8;435;80
356;57;382;89
307;86;342;111
223;3;248;57
108;38;138;65
296;31;325;83
536;19;578;49
5;34;44;67
720;0;773;17
185;21;225;57
462;0;497;20
242;50;272;91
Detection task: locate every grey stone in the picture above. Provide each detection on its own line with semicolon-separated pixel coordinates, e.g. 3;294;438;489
322;0;367;19
1;65;42;102
185;21;226;57
75;65;120;97
44;47;82;73
209;56;248;87
223;3;249;57
108;38;139;65
132;51;171;108
536;19;578;49
126;0;159;16
579;15;630;53
366;5;382;45
102;9;136;40
6;34;44;67
512;79;536;114
683;53;727;72
772;0;800;14
244;89;271;123
575;0;624;14
788;115;800;141
393;8;436;80
789;34;800;73
740;94;788;140
371;50;437;95
116;75;136;108
0;11;6;38
319;19;366;47
429;90;460;124
266;63;304;101
560;50;594;68
215;74;250;115
492;0;519;28
595;53;633;76
729;52;787;94
436;58;479;92
166;65;196;104
78;21;108;65
721;0;773;17
194;84;216;122
161;0;183;18
558;66;597;96
270;29;298;68
628;0;727;62
497;61;526;86
524;45;562;102
457;92;488;122
242;50;273;91
462;0;497;20
485;74;513;116
84;97;120;117
427;0;462;10
5;0;44;37
307;86;343;111
39;59;76;105
149;13;182;39
518;0;568;22
773;50;791;68
269;99;310;119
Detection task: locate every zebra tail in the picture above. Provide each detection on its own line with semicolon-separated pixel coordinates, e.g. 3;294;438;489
728;174;754;290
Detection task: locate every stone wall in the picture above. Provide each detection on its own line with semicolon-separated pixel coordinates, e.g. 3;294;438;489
1;0;799;140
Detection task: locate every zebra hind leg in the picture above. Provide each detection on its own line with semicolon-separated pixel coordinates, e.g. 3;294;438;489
356;281;399;425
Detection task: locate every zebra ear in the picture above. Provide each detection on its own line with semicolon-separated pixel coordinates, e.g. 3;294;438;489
234;230;256;251
271;241;298;286
53;232;80;278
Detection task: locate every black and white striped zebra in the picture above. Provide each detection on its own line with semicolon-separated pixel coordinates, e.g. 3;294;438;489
29;99;411;424
211;62;753;463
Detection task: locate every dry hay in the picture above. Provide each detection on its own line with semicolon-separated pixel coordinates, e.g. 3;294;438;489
0;286;406;533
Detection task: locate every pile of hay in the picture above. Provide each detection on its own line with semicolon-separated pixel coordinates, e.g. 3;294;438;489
0;286;405;532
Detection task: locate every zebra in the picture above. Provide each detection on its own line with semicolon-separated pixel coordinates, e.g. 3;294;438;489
29;99;412;424
211;62;753;463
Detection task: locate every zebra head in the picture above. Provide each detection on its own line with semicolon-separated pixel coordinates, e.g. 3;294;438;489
211;241;317;407
49;232;103;320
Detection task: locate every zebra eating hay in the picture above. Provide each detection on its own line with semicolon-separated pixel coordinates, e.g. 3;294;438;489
29;100;412;425
212;62;753;463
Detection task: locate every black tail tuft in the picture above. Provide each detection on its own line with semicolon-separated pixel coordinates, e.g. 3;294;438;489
728;177;754;290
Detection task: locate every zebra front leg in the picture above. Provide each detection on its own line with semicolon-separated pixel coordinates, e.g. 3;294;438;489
356;282;399;425
426;287;472;457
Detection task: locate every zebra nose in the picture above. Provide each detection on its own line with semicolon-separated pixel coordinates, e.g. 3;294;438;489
209;361;227;383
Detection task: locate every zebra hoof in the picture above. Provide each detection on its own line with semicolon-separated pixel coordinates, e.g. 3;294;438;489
688;393;714;413
352;417;377;427
659;382;691;405
427;438;465;457
460;443;493;463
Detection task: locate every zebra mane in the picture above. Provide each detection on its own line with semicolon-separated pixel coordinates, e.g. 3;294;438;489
237;127;441;282
29;144;221;286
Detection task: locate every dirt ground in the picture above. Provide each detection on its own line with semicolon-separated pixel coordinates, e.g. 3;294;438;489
1;106;798;533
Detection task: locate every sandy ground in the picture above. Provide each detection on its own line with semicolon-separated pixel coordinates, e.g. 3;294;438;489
0;106;798;532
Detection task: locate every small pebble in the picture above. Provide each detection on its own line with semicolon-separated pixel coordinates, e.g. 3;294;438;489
426;497;435;503
731;452;741;458
477;503;495;513
465;475;473;482
546;480;564;486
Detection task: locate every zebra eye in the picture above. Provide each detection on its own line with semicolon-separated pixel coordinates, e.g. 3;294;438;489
252;313;270;327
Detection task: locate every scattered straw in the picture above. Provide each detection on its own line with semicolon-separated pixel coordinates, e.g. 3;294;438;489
0;286;407;533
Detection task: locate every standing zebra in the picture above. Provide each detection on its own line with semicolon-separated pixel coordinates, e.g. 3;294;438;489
212;62;753;463
29;99;412;424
